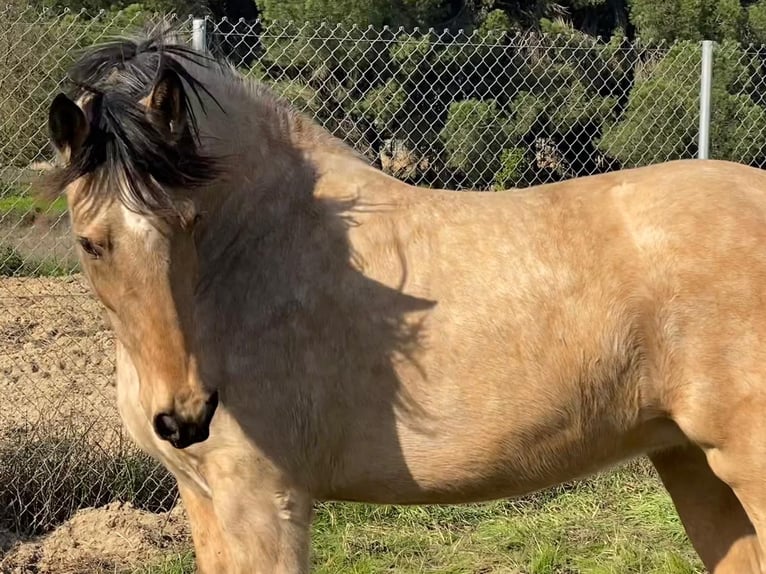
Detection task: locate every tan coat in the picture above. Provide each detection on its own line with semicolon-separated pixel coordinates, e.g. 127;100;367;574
46;38;766;573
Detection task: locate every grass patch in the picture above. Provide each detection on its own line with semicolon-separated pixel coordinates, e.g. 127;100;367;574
0;427;177;536
129;460;703;573
0;193;68;221
0;244;78;277
310;460;700;573
129;552;196;574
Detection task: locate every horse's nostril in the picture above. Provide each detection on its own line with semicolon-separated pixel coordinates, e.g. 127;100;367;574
153;395;217;449
153;412;180;442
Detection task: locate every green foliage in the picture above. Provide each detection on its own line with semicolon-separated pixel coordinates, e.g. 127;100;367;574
628;0;746;42
746;0;766;44
352;79;408;132
0;245;24;276
707;42;766;163
599;39;766;167
260;0;389;27
258;0;453;28
479;9;513;39
493;147;529;189
439;99;512;185
34;0;205;15
598;42;699;165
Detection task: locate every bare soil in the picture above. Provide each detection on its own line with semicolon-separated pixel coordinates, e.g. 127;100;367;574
0;275;120;444
0;502;190;574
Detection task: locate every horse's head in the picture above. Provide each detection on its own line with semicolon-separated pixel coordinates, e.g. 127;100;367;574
44;38;220;449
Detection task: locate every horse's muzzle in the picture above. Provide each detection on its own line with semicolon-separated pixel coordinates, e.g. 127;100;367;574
153;390;219;449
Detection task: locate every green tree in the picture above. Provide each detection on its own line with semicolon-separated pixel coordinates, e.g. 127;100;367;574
439;99;512;185
746;0;766;43
628;0;746;42
257;0;455;28
598;40;766;166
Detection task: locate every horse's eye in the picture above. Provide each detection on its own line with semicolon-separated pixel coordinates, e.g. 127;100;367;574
77;236;102;259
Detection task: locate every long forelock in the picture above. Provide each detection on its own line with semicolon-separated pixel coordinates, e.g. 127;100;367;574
43;30;223;219
41;28;366;218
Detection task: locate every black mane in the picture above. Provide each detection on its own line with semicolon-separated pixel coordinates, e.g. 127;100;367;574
44;30;223;218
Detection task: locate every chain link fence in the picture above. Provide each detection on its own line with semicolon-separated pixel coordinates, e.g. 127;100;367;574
0;4;765;539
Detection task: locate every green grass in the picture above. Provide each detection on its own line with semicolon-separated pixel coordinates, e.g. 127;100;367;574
131;552;196;574
0;244;78;277
0;193;68;220
132;460;702;574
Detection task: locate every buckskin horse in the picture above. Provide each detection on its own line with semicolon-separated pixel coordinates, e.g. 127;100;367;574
41;31;766;573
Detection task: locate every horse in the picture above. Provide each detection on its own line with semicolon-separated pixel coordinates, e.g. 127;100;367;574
40;31;766;573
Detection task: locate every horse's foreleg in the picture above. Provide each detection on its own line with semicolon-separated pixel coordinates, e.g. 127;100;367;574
649;444;761;573
177;481;231;573
212;478;314;574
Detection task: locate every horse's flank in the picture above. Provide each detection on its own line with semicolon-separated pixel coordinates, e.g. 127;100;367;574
44;33;766;573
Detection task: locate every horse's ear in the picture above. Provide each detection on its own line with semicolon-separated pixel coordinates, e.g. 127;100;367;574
48;93;89;161
147;68;186;140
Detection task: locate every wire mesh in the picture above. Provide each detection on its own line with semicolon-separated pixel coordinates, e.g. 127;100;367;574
207;19;710;190
0;5;764;537
0;6;189;537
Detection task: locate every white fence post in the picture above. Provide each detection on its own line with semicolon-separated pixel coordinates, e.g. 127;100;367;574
192;17;207;54
698;40;714;160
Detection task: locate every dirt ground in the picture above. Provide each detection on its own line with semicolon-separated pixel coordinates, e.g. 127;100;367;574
0;502;190;574
0;275;191;572
0;275;120;443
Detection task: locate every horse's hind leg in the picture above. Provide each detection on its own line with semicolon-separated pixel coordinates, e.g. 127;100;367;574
649;444;761;573
700;413;766;573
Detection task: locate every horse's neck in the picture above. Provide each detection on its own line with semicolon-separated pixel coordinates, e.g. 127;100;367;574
194;101;363;293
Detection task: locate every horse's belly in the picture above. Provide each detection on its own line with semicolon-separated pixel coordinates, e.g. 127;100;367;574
328;373;682;505
393;415;680;504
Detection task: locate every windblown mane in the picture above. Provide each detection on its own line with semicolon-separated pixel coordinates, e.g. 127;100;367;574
42;30;225;217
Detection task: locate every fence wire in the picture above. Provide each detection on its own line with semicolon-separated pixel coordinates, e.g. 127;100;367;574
0;5;765;537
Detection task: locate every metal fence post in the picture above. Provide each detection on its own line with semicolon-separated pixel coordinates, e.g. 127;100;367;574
698;40;714;160
192;17;207;54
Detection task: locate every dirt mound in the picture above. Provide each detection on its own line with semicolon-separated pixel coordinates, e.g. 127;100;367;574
0;502;190;574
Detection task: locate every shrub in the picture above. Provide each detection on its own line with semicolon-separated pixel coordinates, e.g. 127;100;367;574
0;245;24;276
598;42;700;166
598;40;766;167
493;147;529;190
439;99;512;186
